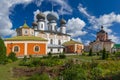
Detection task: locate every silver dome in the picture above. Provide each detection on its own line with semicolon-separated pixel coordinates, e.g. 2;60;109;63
36;12;45;20
47;12;58;22
60;18;66;24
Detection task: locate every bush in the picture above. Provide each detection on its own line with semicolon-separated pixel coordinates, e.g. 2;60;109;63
89;48;93;56
115;52;120;57
59;53;66;59
8;52;17;62
23;56;27;62
102;48;108;60
48;52;52;57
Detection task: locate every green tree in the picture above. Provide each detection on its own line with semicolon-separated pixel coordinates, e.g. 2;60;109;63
8;52;17;62
0;37;7;64
102;48;107;60
89;48;93;56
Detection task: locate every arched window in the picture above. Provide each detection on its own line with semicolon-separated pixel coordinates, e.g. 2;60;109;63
41;24;43;28
14;46;19;53
34;46;40;52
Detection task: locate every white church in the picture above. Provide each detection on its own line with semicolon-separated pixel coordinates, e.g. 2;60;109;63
32;11;71;53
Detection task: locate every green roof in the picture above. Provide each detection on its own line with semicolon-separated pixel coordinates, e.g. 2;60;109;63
5;36;47;41
113;44;120;48
63;40;82;46
22;21;29;28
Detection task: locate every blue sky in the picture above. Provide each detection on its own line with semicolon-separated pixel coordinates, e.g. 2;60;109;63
0;0;120;45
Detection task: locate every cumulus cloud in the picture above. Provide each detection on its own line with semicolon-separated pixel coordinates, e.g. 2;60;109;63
34;0;44;7
66;18;87;38
84;40;91;45
0;0;33;37
78;3;120;43
0;0;46;37
73;38;82;43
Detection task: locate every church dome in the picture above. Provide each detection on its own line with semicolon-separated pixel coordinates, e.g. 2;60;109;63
97;26;106;34
32;22;38;26
60;18;66;25
36;12;45;20
47;12;58;22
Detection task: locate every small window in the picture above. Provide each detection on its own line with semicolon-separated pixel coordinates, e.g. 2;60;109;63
14;46;19;53
25;30;27;34
50;39;53;44
34;46;40;52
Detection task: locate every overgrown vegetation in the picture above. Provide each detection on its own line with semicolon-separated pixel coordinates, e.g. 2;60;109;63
1;48;120;80
8;52;17;62
0;37;7;64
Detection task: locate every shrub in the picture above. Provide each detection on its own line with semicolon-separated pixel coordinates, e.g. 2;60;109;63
23;56;27;62
89;48;93;56
29;55;32;59
48;52;52;57
59;53;66;59
102;48;108;60
115;52;120;57
8;52;17;62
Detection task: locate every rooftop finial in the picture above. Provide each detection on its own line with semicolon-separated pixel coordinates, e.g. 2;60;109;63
52;2;54;12
101;26;103;30
24;20;26;24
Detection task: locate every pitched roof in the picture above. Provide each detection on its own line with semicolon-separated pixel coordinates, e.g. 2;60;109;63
113;44;120;48
21;21;29;28
63;40;82;46
5;36;47;41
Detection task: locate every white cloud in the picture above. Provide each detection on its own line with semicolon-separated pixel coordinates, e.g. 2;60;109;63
109;35;120;43
78;3;120;43
0;0;46;37
84;40;91;45
0;0;33;37
34;0;44;7
66;18;87;38
73;38;82;43
48;0;72;15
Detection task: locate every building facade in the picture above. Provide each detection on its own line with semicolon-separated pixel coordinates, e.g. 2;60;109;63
89;26;114;53
5;23;47;57
63;40;84;54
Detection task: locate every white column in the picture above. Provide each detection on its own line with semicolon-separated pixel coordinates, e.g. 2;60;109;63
24;43;27;56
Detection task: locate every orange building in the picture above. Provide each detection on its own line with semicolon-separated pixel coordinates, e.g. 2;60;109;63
4;22;47;57
63;40;84;55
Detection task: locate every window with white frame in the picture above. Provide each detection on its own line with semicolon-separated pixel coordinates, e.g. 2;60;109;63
14;46;19;53
34;46;40;52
